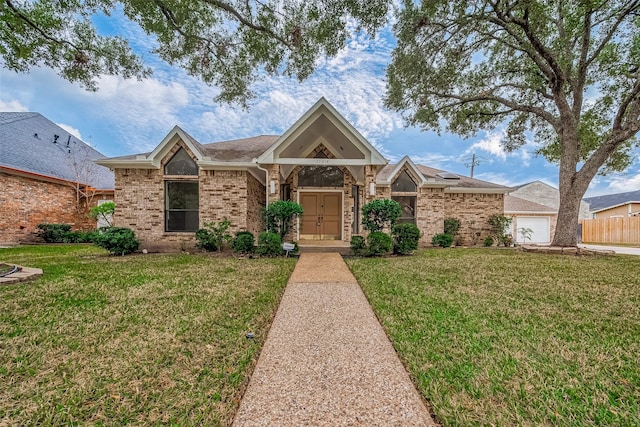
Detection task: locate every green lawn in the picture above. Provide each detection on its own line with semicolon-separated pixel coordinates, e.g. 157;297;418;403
0;245;295;426
347;249;640;426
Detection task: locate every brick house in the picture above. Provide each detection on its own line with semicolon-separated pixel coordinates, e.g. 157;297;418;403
0;113;114;244
97;98;508;250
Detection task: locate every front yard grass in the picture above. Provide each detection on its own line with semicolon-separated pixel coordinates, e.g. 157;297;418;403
347;249;640;426
0;245;295;425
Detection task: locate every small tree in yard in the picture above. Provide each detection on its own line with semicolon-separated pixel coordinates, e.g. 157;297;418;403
361;199;402;232
88;202;115;227
488;214;513;247
195;218;233;252
264;200;303;241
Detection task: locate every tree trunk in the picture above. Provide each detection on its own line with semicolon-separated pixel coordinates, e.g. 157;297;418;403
552;169;592;247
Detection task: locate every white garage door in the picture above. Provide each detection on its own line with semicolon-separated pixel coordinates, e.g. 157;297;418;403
516;217;550;243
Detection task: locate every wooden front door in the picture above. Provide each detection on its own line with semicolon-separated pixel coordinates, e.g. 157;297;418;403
300;193;342;240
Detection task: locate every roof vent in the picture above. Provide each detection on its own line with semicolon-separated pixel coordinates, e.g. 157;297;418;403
53;134;59;144
437;172;460;180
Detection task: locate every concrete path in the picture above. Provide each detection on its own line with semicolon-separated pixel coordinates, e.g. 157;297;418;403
233;253;435;426
579;244;640;256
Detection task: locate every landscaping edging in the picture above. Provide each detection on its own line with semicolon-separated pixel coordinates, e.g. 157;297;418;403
519;245;615;256
0;265;43;285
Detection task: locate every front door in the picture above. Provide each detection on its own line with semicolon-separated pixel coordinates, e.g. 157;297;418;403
300;193;342;240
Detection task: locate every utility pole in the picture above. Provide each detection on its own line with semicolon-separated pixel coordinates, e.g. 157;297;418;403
464;153;482;178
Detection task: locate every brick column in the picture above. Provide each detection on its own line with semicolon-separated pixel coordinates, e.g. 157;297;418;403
267;164;281;204
364;165;378;203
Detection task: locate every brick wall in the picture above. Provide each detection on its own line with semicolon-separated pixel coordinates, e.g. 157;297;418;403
444;192;505;245
113;141;260;251
0;172;112;244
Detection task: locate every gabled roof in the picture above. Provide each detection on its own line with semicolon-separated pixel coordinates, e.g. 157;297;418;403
256;97;388;165
0;112;114;190
376;160;509;192
504;195;556;214
584;189;640;212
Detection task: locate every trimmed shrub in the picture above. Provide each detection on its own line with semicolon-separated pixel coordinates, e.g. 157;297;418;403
195;218;232;251
367;231;393;257
37;223;72;243
484;236;494;247
63;230;99;243
361;199;402;232
256;232;283;257
94;227;139;255
392;223;421;255
431;233;453;248
233;231;255;254
264;200;303;240
350;235;366;256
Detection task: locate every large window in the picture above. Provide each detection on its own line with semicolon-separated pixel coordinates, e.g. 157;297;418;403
165;181;199;231
298;151;344;187
392;195;416;224
391;170;417;192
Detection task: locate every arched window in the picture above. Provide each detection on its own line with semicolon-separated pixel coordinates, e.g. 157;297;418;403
392;170;417;192
165;147;198;175
392;169;417;224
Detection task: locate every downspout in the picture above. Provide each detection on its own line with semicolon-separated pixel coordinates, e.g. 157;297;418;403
255;160;270;231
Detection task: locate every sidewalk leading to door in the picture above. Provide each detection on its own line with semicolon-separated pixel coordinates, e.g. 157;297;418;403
232;253;435;426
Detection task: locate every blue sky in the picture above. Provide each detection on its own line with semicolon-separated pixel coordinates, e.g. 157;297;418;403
1;11;638;197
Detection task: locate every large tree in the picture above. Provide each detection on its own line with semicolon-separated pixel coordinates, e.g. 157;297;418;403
0;0;388;105
386;0;640;246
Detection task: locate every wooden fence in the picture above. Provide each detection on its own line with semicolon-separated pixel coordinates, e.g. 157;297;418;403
582;217;640;244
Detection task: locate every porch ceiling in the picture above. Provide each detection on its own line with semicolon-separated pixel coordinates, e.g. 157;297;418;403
278;114;365;160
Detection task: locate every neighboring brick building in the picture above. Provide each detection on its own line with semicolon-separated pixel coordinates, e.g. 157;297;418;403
0;113;114;244
97;98;508;251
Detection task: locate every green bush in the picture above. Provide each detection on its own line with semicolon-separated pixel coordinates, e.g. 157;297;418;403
233;231;255;254
195;218;232;251
88;202;115;227
264;200;303;240
361;199;402;232
256;232;283;256
488;214;513;246
94;227;139;255
63;230;99;243
37;223;72;243
484;236;494;247
392;223;422;255
444;217;461;236
431;233;453;248
366;231;393;256
350;235;367;256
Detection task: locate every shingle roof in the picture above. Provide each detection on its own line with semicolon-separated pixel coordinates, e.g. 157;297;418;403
202;135;280;162
0;112;114;189
504;195;556;213
584;190;640;212
416;165;507;189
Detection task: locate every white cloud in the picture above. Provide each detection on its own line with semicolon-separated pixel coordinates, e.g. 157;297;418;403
57;123;82;140
473;171;522;187
0;99;28;112
467;130;508;160
606;172;640;193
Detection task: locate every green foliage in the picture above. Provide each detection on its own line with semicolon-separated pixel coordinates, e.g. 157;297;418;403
361;199;402;232
0;0;389;105
264;200;303;240
518;227;534;243
431;233;453;248
386;1;640;246
350;235;367;256
94;227;139;255
63;230;99;243
366;231;393;257
488;214;513;247
37;223;72;243
391;223;421;255
443;217;461;236
88;202;115;227
195;219;232;252
484;236;494;247
233;231;255;254
256;232;283;257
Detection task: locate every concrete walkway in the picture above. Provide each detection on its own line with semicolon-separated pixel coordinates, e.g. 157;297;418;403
233;253;435;426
